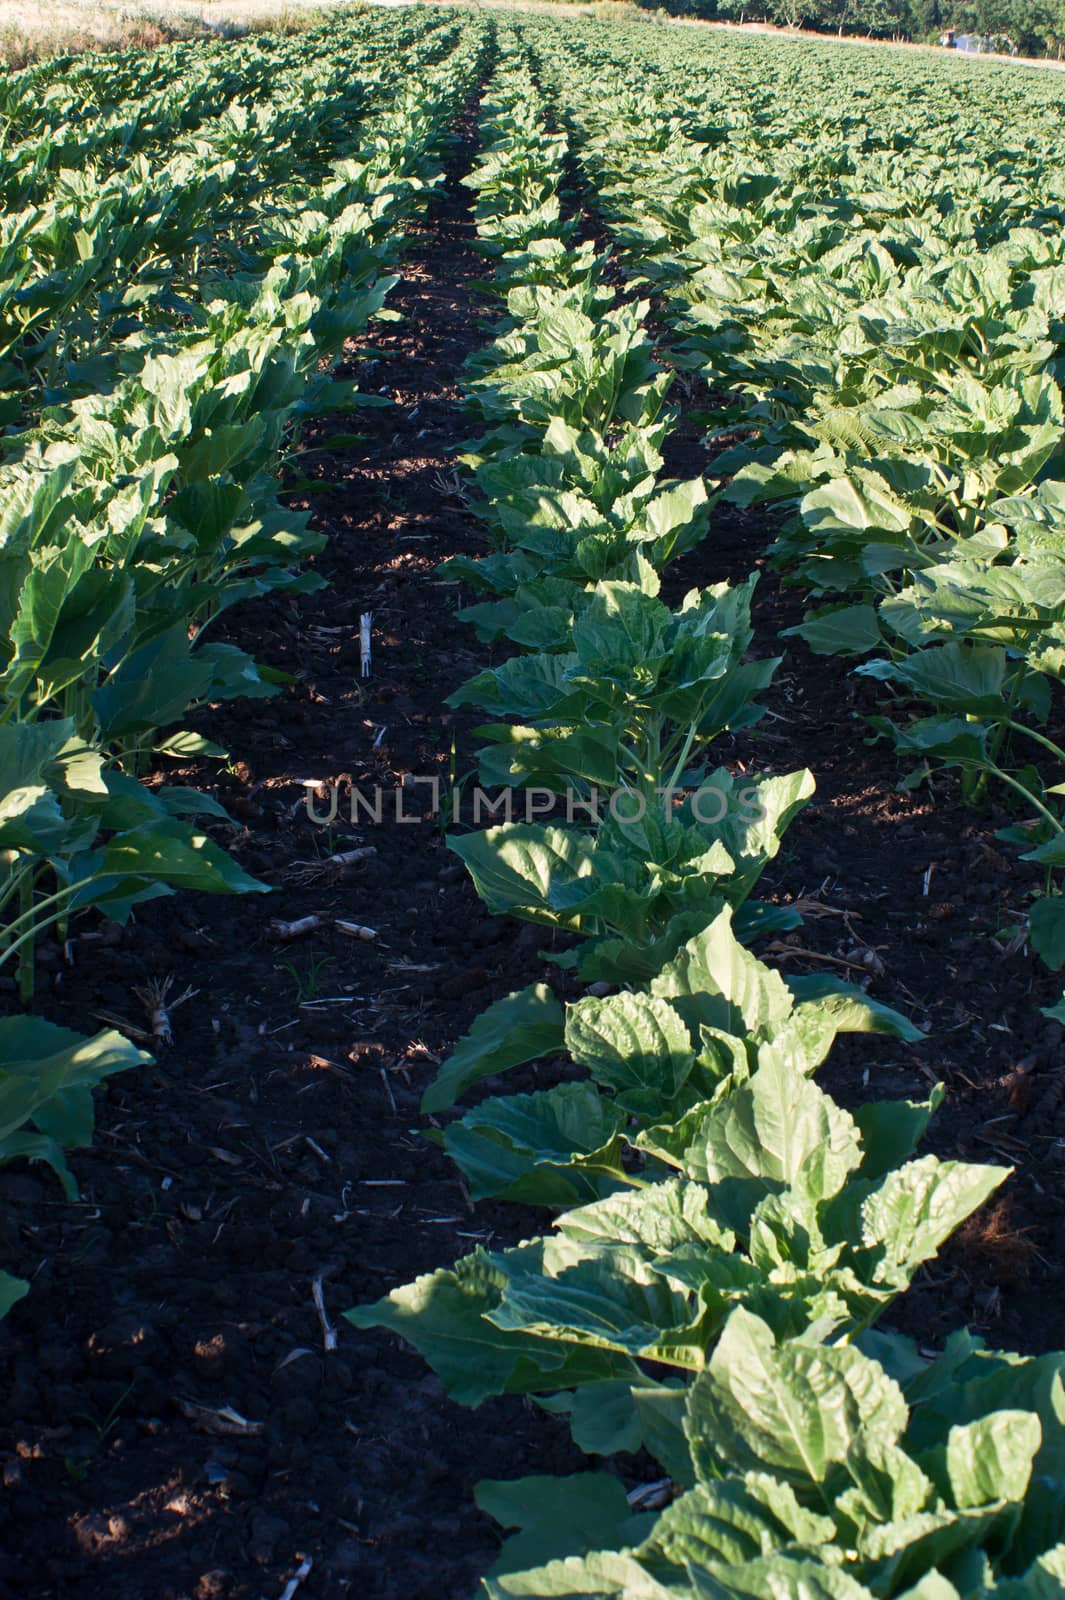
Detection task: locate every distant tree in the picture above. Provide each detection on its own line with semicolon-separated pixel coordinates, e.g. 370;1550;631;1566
715;0;774;20
769;0;810;26
909;0;944;33
847;0;907;31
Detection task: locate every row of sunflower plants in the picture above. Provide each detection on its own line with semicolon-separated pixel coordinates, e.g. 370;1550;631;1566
0;21;346;208
525;15;1065;994
0;25;246;172
0;12;487;1317
0;10;466;413
348;41;1065;1600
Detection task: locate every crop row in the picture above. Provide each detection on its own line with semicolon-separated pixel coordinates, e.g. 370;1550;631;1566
524;15;1065;997
0;23;373;208
0;14;468;410
0;11;487;1316
350;36;1065;1600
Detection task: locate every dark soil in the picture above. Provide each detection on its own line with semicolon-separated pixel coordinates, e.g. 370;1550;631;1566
1;100;1064;1600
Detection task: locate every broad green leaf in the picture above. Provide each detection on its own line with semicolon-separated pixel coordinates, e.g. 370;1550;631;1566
667;1056;861;1218
440;1082;626;1205
687;1308;906;1486
639;1476;835;1573
483;1549;676;1598
346;1250;630;1406
853;1089;945;1182
714;768;815;874
787;605;882;656
0;719;76;796
896;1578;962;1600
476;1472;642;1578
784;979;924;1044
862;1156;1009;1286
558;1179;734;1255
857;642;1007;716
565;992;695;1114
91;626;214;739
572;581;667;676
1029;898;1065;972
449;826;595;925
154;731;228;759
0;1271;28;1321
802;475;911;535
421;985;565;1114
651;908;793;1038
0;1017;149;1195
538;1379;644;1457
946;1411;1041;1508
95;822;268;896
632;1382;695;1485
489;1243;707;1368
681;1557;877;1598
991;1546;1065;1598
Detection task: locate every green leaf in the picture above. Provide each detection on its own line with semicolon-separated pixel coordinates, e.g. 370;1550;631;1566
439;1082;626;1205
565;992;695;1115
559;1178;734;1255
892;714;989;763
786;605;882;656
483;1548;676;1598
853;1089;945;1182
297;379;395;418
640;1476;835;1575
346;1250;629;1407
684;1555;878;1599
651;908;793;1039
992;1547;1065;1599
95;821;268;896
802;475;912;535
153;731;228;759
565;1379;644;1457
572;581;667;677
1022;839;1065;869
704;768;815;900
656;1056;861;1218
91;626;214;739
0;719;76;796
1029;898;1065;972
862;1156;1009;1286
420;985;565;1114
0;1270;28;1321
686;1307;906;1487
1041;994;1065;1024
896;1577;962;1600
489;1242;705;1368
785;979;924;1044
632;1382;695;1485
449;825;595;924
0;1018;149;1195
946;1411;1041;1508
476;1472;641;1578
858;643;1007;716
0;1130;78;1198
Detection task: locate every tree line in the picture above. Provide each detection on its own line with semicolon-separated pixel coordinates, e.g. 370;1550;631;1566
638;0;1065;59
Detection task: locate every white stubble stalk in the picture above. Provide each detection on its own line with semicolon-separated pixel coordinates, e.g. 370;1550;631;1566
360;612;372;678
